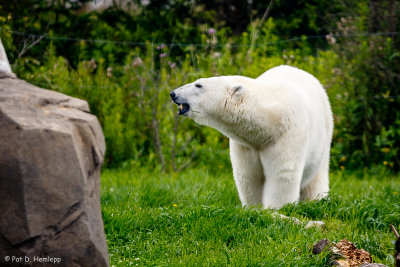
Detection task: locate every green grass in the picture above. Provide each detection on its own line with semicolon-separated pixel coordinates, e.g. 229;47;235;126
101;168;400;266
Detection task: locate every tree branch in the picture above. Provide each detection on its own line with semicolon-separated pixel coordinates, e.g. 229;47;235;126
391;224;400;239
18;34;46;59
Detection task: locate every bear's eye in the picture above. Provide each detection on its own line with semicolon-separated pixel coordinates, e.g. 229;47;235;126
195;83;202;88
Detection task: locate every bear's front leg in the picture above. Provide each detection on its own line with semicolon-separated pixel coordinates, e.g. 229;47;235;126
230;140;265;207
259;141;305;209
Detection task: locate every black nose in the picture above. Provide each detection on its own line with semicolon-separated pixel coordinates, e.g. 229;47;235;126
170;91;176;98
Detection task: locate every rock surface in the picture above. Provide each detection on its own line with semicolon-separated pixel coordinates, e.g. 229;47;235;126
0;77;109;266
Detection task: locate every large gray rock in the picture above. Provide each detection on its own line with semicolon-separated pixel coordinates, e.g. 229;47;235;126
0;77;109;266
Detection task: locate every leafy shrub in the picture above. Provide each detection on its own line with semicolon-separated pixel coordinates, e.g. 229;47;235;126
3;0;400;173
327;11;400;172
16;31;345;172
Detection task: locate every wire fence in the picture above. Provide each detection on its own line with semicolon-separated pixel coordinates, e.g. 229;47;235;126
7;29;400;100
9;29;400;48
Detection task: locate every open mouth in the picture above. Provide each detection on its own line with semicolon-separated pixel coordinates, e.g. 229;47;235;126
177;103;190;115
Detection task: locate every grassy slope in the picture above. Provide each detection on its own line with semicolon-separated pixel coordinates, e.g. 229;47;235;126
101;168;400;266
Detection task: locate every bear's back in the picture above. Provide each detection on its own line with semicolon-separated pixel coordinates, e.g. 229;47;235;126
257;65;330;112
257;65;322;94
256;65;333;148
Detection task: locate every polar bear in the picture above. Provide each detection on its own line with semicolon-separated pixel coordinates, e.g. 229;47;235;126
170;65;333;209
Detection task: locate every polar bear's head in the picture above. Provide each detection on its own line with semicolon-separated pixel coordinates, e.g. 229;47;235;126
170;76;247;127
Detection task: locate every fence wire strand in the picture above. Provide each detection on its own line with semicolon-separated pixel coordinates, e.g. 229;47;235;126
6;29;400;100
9;29;400;48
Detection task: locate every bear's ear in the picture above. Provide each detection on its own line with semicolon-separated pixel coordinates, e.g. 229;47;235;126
231;84;245;96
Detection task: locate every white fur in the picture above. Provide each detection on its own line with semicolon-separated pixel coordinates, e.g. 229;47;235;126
171;65;333;209
0;39;12;74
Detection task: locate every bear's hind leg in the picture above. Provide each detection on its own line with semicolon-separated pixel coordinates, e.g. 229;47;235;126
230;140;264;207
300;158;329;201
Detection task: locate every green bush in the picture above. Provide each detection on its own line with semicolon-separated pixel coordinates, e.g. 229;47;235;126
3;0;400;173
16;31;344;172
327;13;400;172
